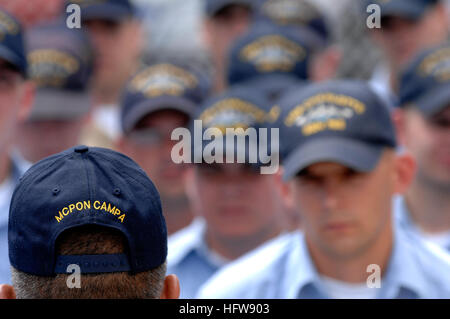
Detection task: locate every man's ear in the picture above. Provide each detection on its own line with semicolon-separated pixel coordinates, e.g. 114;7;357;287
184;167;201;217
309;45;341;82
201;19;214;49
276;167;302;230
160;274;180;299
127;19;144;60
277;166;297;214
0;284;16;299
17;81;35;122
394;153;416;195
276;167;292;206
434;2;449;29
392;108;407;146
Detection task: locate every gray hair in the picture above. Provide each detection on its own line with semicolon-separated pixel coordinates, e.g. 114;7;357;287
11;262;167;299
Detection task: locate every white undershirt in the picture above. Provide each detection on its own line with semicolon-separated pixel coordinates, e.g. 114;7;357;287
319;275;379;299
92;104;120;141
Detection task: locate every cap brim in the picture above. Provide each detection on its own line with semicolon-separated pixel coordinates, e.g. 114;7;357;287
414;83;450;117
240;74;305;101
81;4;133;22
29;89;92;121
282;137;385;181
193;134;262;167
380;2;427;20
0;46;26;77
206;0;253;16
122;96;196;133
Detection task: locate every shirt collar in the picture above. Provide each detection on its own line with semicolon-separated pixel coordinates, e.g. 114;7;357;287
167;218;228;269
393;195;415;230
0;153;30;226
381;227;430;299
282;232;326;298
10;149;31;181
196;236;230;268
167;218;206;266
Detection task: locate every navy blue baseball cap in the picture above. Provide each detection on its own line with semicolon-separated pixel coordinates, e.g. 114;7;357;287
227;21;317;100
120;62;211;134
0;8;27;77
278;80;397;180
366;0;440;20
9;145;167;276
205;0;257;17
255;0;331;45
191;84;280;166
398;43;450;116
26;22;94;120
65;0;136;22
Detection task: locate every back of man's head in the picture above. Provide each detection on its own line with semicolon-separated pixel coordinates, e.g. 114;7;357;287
11;225;166;299
6;146;179;299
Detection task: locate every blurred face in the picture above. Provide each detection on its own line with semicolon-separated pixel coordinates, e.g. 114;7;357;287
0;62;29;152
191;162;284;238
289;151;398;259
203;5;252;91
371;5;449;69
84;18;142;100
16;119;85;163
401;107;450;189
121;110;189;198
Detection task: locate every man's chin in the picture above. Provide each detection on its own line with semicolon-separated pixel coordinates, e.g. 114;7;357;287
420;169;450;191
318;237;371;260
160;192;190;210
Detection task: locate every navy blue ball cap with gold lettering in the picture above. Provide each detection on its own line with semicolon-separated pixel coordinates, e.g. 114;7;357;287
205;0;257;17
26;21;94;120
9;145;167;276
278;80;397;181
191;84;280;167
65;0;136;22
255;0;331;45
365;0;439;20
398;43;450;117
194;84;277;131
0;8;27;77
120;62;211;134
227;21;318;101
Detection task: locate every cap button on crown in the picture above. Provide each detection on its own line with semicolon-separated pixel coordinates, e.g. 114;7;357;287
74;145;89;153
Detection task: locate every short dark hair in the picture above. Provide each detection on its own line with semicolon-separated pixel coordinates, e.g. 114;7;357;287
11;225;167;299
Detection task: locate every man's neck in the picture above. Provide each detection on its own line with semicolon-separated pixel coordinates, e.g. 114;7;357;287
405;179;450;233
0;151;11;185
92;87;120;106
205;223;283;261
162;197;194;235
307;221;393;283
